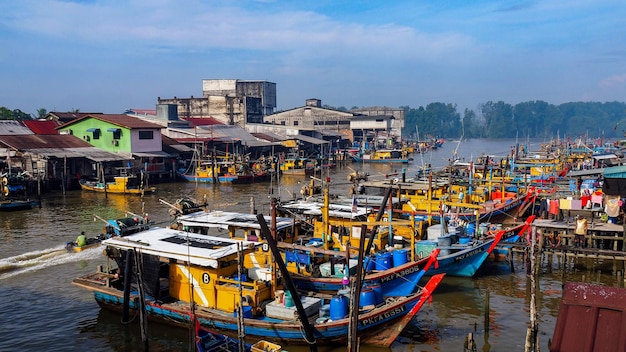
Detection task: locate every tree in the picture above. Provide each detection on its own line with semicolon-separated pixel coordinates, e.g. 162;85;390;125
36;108;48;119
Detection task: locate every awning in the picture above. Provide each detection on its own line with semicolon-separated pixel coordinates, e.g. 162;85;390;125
86;128;100;132
133;151;172;158
107;128;121;132
294;135;330;145
27;147;130;162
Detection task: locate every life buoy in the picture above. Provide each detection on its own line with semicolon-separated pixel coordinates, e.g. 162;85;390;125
1;177;7;185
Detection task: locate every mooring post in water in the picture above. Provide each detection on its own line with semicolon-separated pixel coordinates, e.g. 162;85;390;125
122;249;134;323
484;290;490;331
257;213;318;352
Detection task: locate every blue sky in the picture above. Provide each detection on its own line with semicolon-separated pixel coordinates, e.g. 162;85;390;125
1;0;625;116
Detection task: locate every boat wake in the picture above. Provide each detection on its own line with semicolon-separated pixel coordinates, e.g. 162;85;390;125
0;245;100;280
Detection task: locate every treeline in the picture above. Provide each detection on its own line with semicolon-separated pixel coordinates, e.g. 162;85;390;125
401;101;626;139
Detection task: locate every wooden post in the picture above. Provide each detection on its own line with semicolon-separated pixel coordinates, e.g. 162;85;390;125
525;226;539;352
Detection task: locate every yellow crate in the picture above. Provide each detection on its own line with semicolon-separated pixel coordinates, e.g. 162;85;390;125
251;340;282;352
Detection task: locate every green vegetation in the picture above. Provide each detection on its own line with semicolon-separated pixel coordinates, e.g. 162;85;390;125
0;107;33;120
402;100;626;139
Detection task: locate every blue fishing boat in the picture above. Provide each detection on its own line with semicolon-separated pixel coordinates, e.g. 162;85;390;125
417;216;535;277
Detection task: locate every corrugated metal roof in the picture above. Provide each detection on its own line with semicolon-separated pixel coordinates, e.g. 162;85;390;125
0;121;35;135
252;132;289;142
29;147;130;161
551;281;626;352
59;114;164;130
183;117;225;126
0;134;91;149
23;120;61;135
294;135;329;145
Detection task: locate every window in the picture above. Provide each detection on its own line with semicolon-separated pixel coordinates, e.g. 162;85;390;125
293;120;299;126
138;130;154;140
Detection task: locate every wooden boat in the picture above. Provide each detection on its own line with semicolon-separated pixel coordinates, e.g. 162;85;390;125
72;227;445;346
195;319;282;352
353;149;410;164
0;198;38;211
416;216;536;277
279;156;316;176
178;160;272;184
65;215;150;252
0;173;38;211
80;168;155;194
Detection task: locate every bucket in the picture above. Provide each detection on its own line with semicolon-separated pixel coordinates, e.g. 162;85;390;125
364;282;383;304
284;290;294;307
234;305;253;318
319;304;330;318
375;252;393;271
392;249;408;267
330;295;348;320
359;289;377;308
274;290;284;304
459;236;471;245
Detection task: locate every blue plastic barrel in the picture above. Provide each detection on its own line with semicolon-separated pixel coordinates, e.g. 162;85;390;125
393;249;408;266
364;282;383;304
365;256;376;271
234;305;253;318
359;289;377;307
330;295;348;320
375;252;393;271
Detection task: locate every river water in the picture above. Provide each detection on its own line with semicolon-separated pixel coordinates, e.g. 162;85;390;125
0;138;622;352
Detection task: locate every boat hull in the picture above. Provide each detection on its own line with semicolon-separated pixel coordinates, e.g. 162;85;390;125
84;285;426;345
0;199;38;211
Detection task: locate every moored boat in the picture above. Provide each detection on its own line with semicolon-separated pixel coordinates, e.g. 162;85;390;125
72;226;444;346
416;215;536;277
79;168;155;194
353;149;410;164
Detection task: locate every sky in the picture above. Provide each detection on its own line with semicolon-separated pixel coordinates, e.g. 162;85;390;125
1;0;625;117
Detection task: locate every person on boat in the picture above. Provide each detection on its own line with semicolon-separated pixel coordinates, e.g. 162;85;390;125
485;224;498;238
76;232;87;247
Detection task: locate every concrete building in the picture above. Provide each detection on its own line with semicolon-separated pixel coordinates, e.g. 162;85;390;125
157;79;276;127
350;106;405;137
260;99;354;140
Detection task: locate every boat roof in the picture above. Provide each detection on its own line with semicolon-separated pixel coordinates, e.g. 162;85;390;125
278;200;370;218
102;226;257;268
177;210;296;230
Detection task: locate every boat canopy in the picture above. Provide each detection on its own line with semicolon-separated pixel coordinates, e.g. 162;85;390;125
102;227;258;268
177;210;296;231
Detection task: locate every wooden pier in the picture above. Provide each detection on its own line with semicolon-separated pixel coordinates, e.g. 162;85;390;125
495;218;626;284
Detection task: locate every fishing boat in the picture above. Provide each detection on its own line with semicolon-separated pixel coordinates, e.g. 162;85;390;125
72;226;444;346
0;173;38;211
415;216;536;277
80;167;155;194
178;160;272;184
65;215;150;252
275;195;440;294
279;155;316;176
195;320;282;352
353;149;410;164
0;198;38;211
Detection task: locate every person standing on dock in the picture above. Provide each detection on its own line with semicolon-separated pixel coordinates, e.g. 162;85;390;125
574;216;588;248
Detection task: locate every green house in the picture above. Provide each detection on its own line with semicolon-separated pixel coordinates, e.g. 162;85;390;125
57;114;164;155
